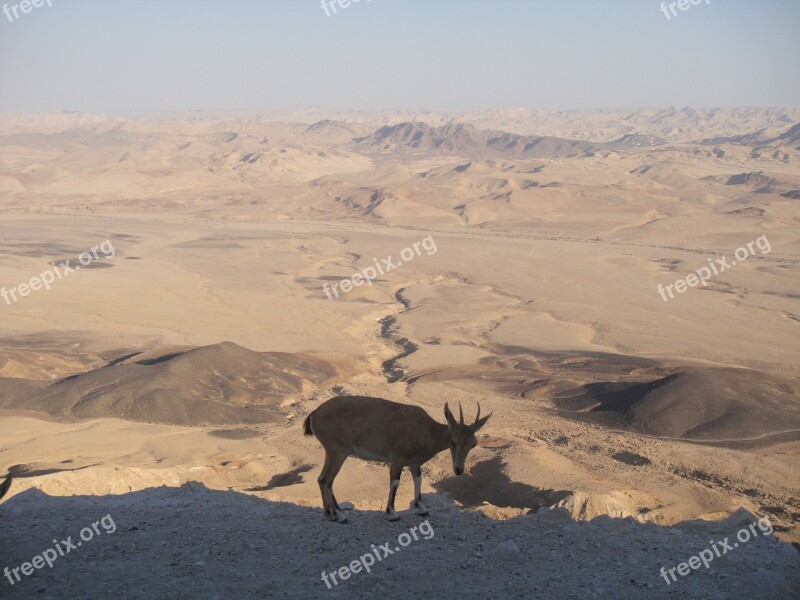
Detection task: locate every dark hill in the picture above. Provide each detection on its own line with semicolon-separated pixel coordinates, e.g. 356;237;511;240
358;122;602;158
0;342;337;426
553;368;800;441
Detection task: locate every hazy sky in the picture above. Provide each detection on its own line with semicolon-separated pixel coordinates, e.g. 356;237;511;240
1;0;798;116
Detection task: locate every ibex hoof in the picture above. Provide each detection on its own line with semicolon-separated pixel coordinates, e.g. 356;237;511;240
333;510;348;524
385;510;400;521
410;501;428;516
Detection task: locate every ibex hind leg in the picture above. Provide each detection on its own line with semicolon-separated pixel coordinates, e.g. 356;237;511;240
320;451;349;524
409;465;428;516
317;454;333;519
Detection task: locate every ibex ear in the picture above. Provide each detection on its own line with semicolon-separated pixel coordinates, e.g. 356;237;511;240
444;403;458;431
471;412;492;433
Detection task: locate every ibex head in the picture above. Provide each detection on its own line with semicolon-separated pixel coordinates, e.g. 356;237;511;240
444;402;492;476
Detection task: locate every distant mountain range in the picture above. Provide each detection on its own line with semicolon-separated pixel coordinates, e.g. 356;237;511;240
355;122;604;158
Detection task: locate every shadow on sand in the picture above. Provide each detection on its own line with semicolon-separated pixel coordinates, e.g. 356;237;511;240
433;456;571;511
1;481;797;599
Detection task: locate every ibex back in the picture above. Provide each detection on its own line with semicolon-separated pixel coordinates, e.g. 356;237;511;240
303;396;491;523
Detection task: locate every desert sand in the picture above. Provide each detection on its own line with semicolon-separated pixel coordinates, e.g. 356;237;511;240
0;108;798;598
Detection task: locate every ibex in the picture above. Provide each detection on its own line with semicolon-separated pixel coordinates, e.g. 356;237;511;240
303;396;491;523
0;475;11;501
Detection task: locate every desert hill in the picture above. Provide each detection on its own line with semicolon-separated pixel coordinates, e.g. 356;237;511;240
553;368;800;441
357;121;601;158
0;342;338;426
700;121;800;162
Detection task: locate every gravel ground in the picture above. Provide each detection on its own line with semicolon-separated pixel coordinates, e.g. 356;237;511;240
1;484;798;600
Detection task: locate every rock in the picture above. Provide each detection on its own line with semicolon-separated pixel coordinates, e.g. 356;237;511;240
497;539;520;554
534;506;573;523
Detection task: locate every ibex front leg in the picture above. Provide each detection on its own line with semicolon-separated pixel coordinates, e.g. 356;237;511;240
385;461;403;521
